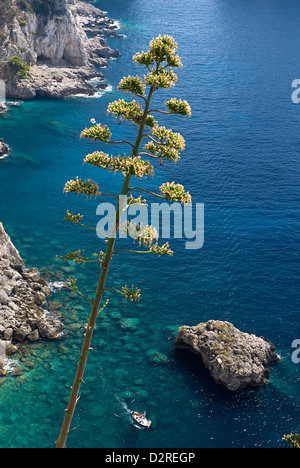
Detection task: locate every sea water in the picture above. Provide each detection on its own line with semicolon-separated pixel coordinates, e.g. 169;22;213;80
0;0;299;448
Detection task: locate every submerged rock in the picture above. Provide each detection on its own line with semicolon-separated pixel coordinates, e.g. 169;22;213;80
38;317;64;340
175;320;278;391
147;349;170;364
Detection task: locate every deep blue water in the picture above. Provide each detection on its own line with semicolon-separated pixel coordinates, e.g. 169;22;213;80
0;0;299;448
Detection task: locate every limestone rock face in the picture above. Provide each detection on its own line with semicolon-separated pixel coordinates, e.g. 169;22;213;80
0;222;64;358
0;222;24;269
0;1;87;66
175;320;278;391
36;15;88;67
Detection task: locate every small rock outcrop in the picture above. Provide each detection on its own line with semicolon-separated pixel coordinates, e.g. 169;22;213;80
0;222;64;376
0;103;7;114
0;138;9;159
175;320;278;391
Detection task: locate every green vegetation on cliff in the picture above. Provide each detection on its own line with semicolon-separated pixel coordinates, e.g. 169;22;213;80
0;0;64;25
7;55;30;78
26;0;61;17
0;0;17;26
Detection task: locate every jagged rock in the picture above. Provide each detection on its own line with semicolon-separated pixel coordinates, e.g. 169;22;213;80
87;36;121;59
75;1;106;18
0;139;9;158
0;340;18;377
0;340;18;356
11;366;22;376
38;317;64;340
13;64;105;99
0;1;88;66
48;301;63;310
27;329;39;342
175;320;278;391
0;290;9;305
0;103;7;114
0;222;64;374
14;323;32;342
2;328;13;341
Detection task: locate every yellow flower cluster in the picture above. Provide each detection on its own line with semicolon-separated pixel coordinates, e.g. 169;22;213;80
152;126;185;150
118;75;145;96
122;222;159;247
144;126;186;163
121;285;141;302
144;69;178;89
64;177;100;198
84;152;154;179
133;35;183;90
149;242;173;256
165;98;192;118
134;35;182;68
127;194;148;206
107;99;156;127
58;250;90;265
160;181;192;204
80;124;112;142
64;210;83;223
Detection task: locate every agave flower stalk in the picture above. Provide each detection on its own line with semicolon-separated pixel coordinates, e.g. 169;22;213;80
56;35;191;449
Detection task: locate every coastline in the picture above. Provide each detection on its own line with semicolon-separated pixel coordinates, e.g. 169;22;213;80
0;0;298;450
0;1;122;100
0;0;123;160
0;138;9;160
0;223;64;378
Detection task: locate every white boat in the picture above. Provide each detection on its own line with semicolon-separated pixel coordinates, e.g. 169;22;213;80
131;411;151;428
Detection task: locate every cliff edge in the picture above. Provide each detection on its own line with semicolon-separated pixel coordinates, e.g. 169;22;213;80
0;222;64;376
0;0;121;98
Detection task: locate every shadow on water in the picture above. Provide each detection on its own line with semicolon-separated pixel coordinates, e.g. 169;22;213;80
174;348;300;448
174;347;241;398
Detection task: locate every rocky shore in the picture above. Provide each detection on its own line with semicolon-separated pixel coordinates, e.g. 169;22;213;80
175;320;278;391
0;103;7;114
0;138;9;159
0;223;64;377
0;0;122;99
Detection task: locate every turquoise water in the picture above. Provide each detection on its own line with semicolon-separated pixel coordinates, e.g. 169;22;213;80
0;0;299;448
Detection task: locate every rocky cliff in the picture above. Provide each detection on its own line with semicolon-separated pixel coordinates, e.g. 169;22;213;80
0;0;121;98
0;0;87;66
0;222;64;376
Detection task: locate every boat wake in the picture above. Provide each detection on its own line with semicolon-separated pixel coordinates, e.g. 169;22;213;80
97;370;151;429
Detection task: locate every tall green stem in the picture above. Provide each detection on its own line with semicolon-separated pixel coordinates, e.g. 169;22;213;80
56;87;154;449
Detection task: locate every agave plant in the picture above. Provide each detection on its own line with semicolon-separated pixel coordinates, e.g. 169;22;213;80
56;34;191;448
